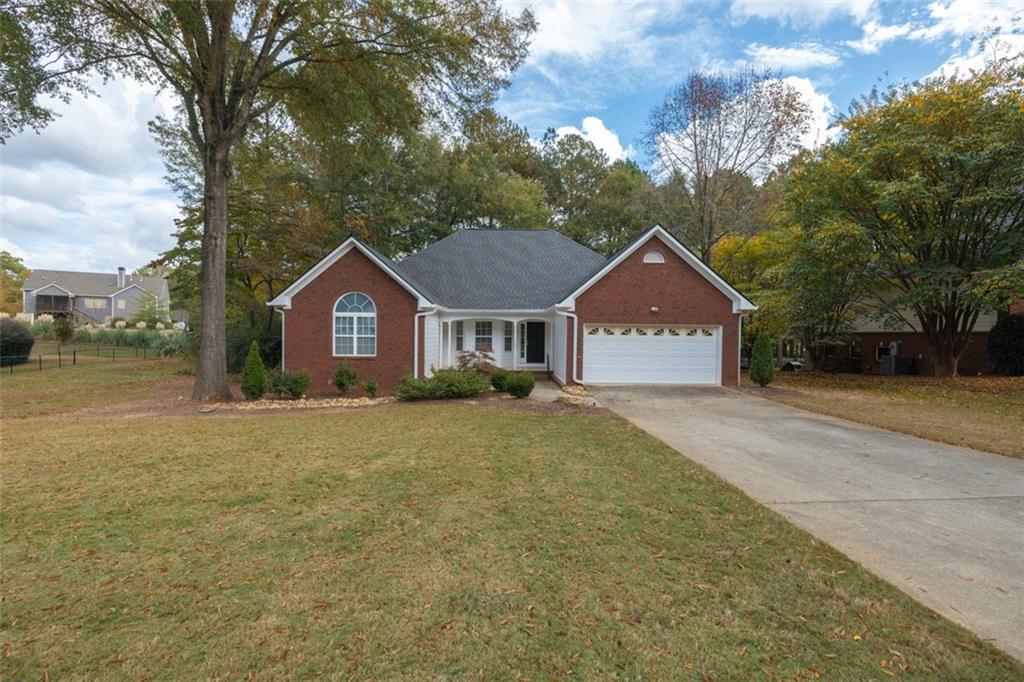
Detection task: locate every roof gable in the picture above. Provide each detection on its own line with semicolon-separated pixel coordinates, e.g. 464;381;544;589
24;269;166;298
559;225;756;313
268;237;431;309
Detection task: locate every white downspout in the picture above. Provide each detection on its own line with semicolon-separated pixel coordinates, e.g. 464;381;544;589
558;309;583;384
280;309;285;370
414;310;431;379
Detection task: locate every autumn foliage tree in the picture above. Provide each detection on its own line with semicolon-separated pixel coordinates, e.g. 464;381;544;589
2;0;534;400
785;60;1024;375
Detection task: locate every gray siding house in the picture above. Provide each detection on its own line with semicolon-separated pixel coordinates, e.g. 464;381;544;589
23;267;170;324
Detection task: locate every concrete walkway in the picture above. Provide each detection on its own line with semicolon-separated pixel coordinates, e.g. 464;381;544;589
591;385;1024;660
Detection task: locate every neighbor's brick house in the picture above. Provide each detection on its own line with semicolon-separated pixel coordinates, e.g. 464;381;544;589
269;226;756;395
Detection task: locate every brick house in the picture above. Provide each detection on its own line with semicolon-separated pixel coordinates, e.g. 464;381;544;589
268;225;756;395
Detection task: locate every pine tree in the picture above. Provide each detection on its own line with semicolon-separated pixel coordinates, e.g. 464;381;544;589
749;332;774;387
240;340;268;400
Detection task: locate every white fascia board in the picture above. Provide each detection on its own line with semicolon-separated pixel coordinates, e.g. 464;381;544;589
267;238;431;309
112;283;158;298
557;225;757;313
32;282;75;296
435;306;554;316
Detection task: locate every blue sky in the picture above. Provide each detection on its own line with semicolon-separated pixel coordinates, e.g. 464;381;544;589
1;0;1021;272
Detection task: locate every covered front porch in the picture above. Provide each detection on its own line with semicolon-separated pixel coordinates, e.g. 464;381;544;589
436;313;556;372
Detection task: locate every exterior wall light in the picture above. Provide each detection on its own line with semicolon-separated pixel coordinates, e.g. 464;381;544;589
650;306;659;312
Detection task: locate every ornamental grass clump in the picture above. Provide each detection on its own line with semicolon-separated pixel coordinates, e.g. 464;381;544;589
749;332;774;387
240;340;268;400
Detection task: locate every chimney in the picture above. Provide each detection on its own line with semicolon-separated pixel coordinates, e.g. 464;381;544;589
117;267;126;288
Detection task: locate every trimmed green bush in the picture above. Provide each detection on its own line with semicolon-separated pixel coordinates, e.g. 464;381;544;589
395;369;490;401
490;368;510;392
749;332;774;387
504;371;535;398
332;361;357;394
1;318;35;366
361;378;379;398
988;314;1024;375
241;341;268;400
269;369;311;399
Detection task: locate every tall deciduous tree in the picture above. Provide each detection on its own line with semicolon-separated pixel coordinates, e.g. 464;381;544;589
786;60;1024;375
645;68;811;263
2;0;534;400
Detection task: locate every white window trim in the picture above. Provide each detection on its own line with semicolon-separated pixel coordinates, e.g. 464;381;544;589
474;321;493;351
455;321;464;351
332;292;377;358
643;250;665;264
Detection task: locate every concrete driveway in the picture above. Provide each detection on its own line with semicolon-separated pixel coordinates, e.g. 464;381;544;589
591;385;1024;660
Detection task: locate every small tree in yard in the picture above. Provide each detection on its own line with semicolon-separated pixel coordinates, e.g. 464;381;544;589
240;341;267;400
53;317;75;344
749;333;774;387
333;362;357;394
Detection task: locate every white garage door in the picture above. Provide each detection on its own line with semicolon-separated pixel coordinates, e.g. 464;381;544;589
583;325;720;385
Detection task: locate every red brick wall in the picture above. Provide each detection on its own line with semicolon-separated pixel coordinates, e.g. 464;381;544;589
854;332;990;375
571;234;742;386
283;248;418;395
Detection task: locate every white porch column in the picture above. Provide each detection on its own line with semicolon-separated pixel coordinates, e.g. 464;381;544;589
512;321;518;370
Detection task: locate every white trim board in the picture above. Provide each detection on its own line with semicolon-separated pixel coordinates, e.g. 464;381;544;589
558;225;756;314
267;237;431;309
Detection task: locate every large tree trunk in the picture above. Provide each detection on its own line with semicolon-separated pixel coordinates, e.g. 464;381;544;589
927;334;961;377
192;149;233;401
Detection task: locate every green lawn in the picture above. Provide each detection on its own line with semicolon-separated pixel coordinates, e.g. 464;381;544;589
2;384;1020;678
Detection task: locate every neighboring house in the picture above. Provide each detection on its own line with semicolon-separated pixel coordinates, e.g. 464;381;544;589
832;306;1000;375
268;225;756;394
22;267;170;325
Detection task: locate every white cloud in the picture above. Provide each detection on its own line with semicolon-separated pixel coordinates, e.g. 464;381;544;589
731;0;875;27
780;76;840;150
554;116;632;161
846;19;912;53
1;74;179;272
926;33;1024;79
745;42;841;70
910;0;1023;42
518;1;684;63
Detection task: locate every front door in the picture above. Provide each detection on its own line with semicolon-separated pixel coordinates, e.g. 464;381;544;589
525;321;545;364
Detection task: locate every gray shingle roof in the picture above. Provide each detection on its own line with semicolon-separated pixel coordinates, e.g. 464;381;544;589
393;229;607;309
24;269;166;298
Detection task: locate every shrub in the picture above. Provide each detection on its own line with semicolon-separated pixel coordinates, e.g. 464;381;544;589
749;332;774;387
240;340;268;400
0;318;35;366
332;361;357;394
53;317;75;344
395;369;490;401
226;323;280;373
30;317;54;340
269;369;310;399
989;314;1024;375
505;371;535;398
361;378;379;398
73;327;94;344
490;368;510;391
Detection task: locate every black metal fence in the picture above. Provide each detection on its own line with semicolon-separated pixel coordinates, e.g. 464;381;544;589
1;345;165;375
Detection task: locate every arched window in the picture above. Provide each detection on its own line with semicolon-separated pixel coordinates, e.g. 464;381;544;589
334;292;376;356
643;251;665;264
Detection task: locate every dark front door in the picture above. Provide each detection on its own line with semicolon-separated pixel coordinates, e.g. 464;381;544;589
526;321;545;364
